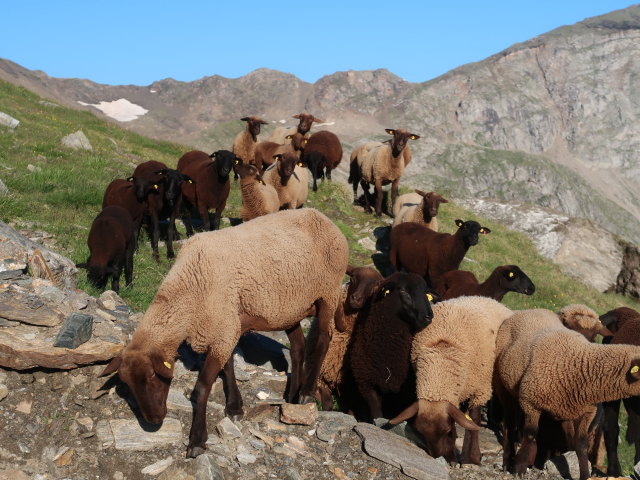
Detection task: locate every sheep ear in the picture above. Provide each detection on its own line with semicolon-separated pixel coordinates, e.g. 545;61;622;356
447;403;480;431
479;226;491;235
502;269;517;280
409;133;420;140
292;114;302;119
388;401;419;425
425;290;440;303
99;355;122;377
312;117;324;123
599;310;619;329
240;117;250;122
385;129;396;135
414;189;427;197
441;197;449;204
285;135;292;139
126;176;134;182
154;169;167;176
273;154;282;161
209;151;217;158
260;120;268;125
75;262;89;269
151;353;174;380
628;360;640;382
455;219;465;228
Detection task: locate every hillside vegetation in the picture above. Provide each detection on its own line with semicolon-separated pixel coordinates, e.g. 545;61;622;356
0;78;639;472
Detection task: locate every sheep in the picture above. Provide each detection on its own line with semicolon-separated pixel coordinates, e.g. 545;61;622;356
253;141;298;171
301;130;343;192
493;305;640;480
348;129;419;216
262;152;309;210
389;219;491;287
268;113;324;144
99;208;348;458
305;265;383;412
349;272;434;422
434;265;535;301
598;306;640;476
231;116;268;166
102;179;145;249
389;296;514;465
155;168;194;257
76;205;135;294
177;150;236;232
392;190;449;230
236;163;280;222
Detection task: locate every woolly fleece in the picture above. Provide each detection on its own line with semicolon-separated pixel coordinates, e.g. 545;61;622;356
392;192;438;230
239;175;279;221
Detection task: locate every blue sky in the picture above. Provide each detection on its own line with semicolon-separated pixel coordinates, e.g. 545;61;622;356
1;1;635;86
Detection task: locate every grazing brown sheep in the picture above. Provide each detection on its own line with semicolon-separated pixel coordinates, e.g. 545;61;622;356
434;265;535;301
177;150;236;232
76;205;135;293
389;219;491;286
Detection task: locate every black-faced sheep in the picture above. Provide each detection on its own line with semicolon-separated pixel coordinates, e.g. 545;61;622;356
301;130;343;192
177;150;236;232
434;265;535;301
349;129;419;217
389;219;491;287
236;163;279;222
99;208;348;458
76;205;135;293
390;296;514;465
262;152;309;210
599;306;640;476
349;272;434;422
494;306;640;480
392;190;449;230
232;116;268;168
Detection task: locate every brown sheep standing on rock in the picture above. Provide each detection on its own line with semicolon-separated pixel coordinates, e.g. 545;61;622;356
99;208;348;458
302;130;343;192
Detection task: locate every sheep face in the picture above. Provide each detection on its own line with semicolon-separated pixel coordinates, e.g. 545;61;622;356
211;150;237;181
273;153;297;186
374;272;433;333
600;307;640;334
559;304;613;341
160;169;192;208
293;113;323;134
454;219;491;247
287;133;306;152
128;174;162;203
385;128;420;157
85;264;111;290
100;349;173;425
345;265;383;310
500;265;535;296
236;163;261;181
416;190;448;218
241;116;268;141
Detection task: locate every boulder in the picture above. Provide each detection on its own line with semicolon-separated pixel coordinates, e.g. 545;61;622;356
0;111;19;129
61;130;92;151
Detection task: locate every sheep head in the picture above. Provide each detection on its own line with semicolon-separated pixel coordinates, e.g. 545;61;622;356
599;307;640;335
241;116;268;141
272;152;298;185
286;133;307;152
558;304;613;341
157;168;192;208
385;128;420;158
210;150;237;181
498;265;535;296
292;113;324;134
416;190;448;218
236;163;261;181
454;219;491;248
345;265;383;311
99;347;174;425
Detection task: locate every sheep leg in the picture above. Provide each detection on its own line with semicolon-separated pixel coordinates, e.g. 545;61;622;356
460;405;482;465
183;205;194;236
199;205;212;232
360;387;383;422
624;395;640;466
603;399;622;476
221;357;244;420
150;210;160;261
569;409;596;480
390;179;399;218
514;405;540;475
124;240;134;287
285;324;305;404
165;200;179;259
312;168;319;193
495;387;518;472
319;385;334;411
299;298;332;404
187;353;223;458
326;167;332;181
213;201;226;230
374;178;384;217
361;181;373;212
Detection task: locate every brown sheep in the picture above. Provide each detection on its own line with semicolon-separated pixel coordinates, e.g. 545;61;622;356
389;219;491;287
301;130;343;192
177;150;236;232
262;152;309;210
102;179;145;249
236;163;279;221
99;208;348;458
232;116;268;172
434;265;535;301
392;190;449;230
268;113;324;145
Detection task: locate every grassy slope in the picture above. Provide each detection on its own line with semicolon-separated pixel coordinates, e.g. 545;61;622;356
0;79;638;473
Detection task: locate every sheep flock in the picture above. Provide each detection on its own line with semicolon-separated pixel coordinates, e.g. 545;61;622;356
82;112;640;479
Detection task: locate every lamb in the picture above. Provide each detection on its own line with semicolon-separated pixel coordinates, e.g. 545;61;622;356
262;152;309;210
389;219;491;286
598;306;640;476
348;129;419;216
389;296;514;465
76;205;135;294
236;163;279;222
231;116;268;167
305;265;383;412
392;190;449;230
493;305;640;480
434;265;535;301
268;113;324;144
99;208;348;458
301;130;343;192
349;272;434;422
177;150;236;232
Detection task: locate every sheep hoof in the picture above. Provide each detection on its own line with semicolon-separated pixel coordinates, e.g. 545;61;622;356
186;445;207;458
167;251;175;260
298;395;316;405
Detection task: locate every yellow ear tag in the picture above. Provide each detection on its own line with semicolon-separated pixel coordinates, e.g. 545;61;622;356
426;293;433;301
297;162;303;167
153;184;158;189
188;179;193;184
163;362;172;369
465;414;472;421
384;289;390;297
632;366;639;374
235;160;239;164
508;272;514;278
411;135;416;140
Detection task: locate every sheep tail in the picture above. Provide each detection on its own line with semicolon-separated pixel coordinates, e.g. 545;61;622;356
388;401;418;424
348;157;359;185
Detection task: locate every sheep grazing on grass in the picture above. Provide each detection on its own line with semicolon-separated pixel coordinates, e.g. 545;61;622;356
392;190;448;230
348;129;419;216
599;306;640;476
494;305;640;480
434;265;535;301
102;179;145;249
390;296;513;465
99;208;348;458
236;163;279;222
389;219;491;287
262;152;309;210
232;116;268;174
177;150;236;232
306;265;383;412
268;113;324;145
349;272;434;422
302;130;343;192
76;205;135;294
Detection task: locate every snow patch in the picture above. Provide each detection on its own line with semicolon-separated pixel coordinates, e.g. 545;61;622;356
77;98;148;122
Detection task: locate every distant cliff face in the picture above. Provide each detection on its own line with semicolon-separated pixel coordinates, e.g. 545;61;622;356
2;6;640;241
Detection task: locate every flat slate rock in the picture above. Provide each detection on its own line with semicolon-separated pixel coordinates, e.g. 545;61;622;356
108;418;183;451
354;422;449;480
53;313;93;348
0;292;63;327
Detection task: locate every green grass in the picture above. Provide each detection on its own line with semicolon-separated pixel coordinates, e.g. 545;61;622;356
1;77;639;473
